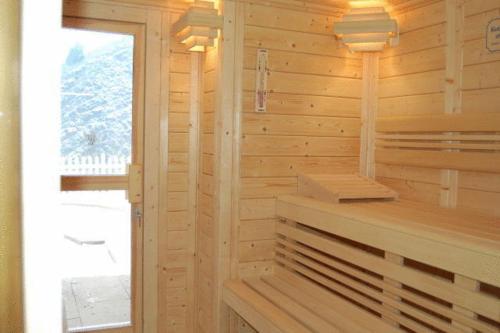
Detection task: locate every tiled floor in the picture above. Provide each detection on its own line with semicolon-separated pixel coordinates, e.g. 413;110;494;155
63;275;130;330
60;191;132;331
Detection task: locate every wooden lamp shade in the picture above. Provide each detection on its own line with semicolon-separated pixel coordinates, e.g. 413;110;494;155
334;5;398;52
172;1;223;52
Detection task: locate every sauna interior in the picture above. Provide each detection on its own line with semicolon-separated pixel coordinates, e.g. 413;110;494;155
1;0;500;332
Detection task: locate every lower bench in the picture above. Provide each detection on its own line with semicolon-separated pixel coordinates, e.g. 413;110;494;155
223;195;500;333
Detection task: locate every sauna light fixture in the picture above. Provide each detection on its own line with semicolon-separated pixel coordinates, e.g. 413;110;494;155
172;1;223;52
334;5;398;52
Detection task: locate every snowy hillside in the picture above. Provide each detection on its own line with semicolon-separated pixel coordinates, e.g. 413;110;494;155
61;37;133;159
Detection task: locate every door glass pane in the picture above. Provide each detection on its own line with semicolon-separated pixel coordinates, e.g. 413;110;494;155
61;191;131;331
60;28;134;175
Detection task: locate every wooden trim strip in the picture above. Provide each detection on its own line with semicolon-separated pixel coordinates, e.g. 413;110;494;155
377;113;500;133
376;134;500;141
60;175;128;191
375;148;500;173
376;140;500;150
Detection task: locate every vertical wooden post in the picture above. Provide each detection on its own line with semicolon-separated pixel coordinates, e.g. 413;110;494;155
229;2;245;332
143;9;162;333
212;0;240;332
383;252;404;327
360;53;379;179
441;0;464;208
0;0;23;331
158;11;170;333
453;275;479;332
187;52;202;333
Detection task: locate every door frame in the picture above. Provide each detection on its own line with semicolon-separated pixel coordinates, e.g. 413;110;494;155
62;2;162;332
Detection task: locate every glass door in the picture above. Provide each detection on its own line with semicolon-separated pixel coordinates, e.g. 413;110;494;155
60;18;145;333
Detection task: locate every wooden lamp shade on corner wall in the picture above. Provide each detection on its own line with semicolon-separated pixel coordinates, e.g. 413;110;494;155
334;0;399;52
172;0;223;52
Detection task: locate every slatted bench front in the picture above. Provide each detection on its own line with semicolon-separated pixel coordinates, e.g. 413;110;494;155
223;195;500;333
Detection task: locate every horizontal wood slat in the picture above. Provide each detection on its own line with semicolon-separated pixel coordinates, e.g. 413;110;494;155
377;112;500;133
60;175;128;191
376;148;500;173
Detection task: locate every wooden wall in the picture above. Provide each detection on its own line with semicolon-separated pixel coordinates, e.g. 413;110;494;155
376;0;447;205
457;0;500;216
161;11;195;332
375;0;500;218
237;1;362;277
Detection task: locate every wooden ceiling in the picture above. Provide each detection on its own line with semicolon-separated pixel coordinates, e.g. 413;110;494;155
93;0;435;13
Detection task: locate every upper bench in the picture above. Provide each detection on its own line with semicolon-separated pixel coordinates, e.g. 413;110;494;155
224;195;500;333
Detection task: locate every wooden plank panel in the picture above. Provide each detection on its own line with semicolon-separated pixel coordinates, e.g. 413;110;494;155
464;0;500;16
167;230;188;250
378;93;444;117
377;112;500;132
379;70;444;98
243;69;362;98
382;24;446;57
168;191;188;211
241;135;360;157
463;61;500;90
376;164;441;185
395;1;446;33
244;2;334;35
463;38;500;66
244;47;362;79
169;112;190;133
244;25;356;58
168;153;188;172
243;91;361;117
379;47;445;78
458;171;500;193
240;177;297;198
167;211;188;231
240;198;276;220
168;173;188;192
462;87;500;113
169;132;189;152
241;156;359;177
239;240;275;262
377;177;441;204
376;149;500;173
240;219;277;241
238;261;274;278
464;8;500;41
457;188;500;217
170;72;190;93
170;52;191;73
169;92;189;113
242;114;361;137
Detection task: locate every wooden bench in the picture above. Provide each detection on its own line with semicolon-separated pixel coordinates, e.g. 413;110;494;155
223;195;500;333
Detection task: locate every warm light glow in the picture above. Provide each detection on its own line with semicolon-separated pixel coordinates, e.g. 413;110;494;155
189;44;206;52
349;0;386;8
346;42;386;51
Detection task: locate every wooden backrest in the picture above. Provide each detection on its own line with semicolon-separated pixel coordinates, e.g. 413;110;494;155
375;112;500;173
275;196;500;333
